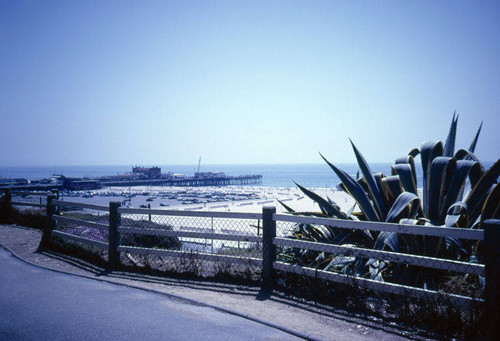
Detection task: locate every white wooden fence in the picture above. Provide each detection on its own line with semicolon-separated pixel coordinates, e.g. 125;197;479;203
39;197;498;312
272;211;485;307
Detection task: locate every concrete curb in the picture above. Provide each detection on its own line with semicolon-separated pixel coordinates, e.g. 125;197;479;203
0;243;319;341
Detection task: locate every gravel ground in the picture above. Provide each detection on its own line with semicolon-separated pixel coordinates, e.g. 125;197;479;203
0;224;432;341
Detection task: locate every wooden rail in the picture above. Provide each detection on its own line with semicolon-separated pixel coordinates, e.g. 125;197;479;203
118;206;262;220
273;262;482;308
275;213;484;240
274;237;484;276
44;199;490;312
11;201;45;208
52;230;108;250
53;200;109;212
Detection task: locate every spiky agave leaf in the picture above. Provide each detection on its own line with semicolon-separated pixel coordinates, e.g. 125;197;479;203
320;153;380;221
444;112;458;157
346;203;356;217
439;160;479;221
305;224;335;242
277;198;296;213
420;141;444;216
395;155;418;189
391;163;418;195
468;121;483;154
277;199;330;217
356;177;370;195
367;231;400;280
324;255;357;272
349;139;387;220
374;231;399;252
379;175;404;207
367;259;388;281
481;183;500;221
409;148;420;158
445;201;468;227
464;159;500;226
398;218;423;255
427;157;456;224
445;236;468;258
294;182;348;219
326;196;343;212
454;149;481;163
385;192;420;223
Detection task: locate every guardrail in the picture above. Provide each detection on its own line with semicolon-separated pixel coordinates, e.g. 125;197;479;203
37;198;500;331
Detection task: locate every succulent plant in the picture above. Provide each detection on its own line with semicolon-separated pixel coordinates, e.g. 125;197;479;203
279;113;499;289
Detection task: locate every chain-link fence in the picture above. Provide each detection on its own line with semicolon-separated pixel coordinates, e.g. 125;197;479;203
117;208;263;279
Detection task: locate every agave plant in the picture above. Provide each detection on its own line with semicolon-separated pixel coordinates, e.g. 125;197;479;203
279;114;500;288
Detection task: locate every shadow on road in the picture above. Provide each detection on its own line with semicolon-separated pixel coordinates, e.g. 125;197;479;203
37;247;427;340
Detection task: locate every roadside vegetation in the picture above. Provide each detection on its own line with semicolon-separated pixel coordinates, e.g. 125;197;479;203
0;194;47;230
277;113;499;338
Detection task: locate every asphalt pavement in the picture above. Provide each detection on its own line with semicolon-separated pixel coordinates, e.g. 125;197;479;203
0;248;301;340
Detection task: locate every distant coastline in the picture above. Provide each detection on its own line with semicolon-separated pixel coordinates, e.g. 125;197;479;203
0;163;399;188
0;161;494;189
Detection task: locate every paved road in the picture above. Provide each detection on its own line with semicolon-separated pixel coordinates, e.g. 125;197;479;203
0;248;301;340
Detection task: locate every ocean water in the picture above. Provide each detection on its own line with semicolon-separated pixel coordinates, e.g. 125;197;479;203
0;161;493;189
0;163;405;188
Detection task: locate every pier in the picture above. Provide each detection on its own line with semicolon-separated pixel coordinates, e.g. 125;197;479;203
0;173;262;191
100;175;262;187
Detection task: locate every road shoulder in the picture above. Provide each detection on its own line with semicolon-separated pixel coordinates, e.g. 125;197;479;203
0;224;428;341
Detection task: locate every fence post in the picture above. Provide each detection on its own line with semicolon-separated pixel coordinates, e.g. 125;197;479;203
51;189;60;214
262;206;276;288
1;189;12;224
40;194;56;248
483;219;500;338
108;201;121;270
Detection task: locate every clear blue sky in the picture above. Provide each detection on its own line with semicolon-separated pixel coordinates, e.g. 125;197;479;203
1;1;499;166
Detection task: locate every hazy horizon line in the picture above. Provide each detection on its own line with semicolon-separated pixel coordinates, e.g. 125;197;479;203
1;159;497;169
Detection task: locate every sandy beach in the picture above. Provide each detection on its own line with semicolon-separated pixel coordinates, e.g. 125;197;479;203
8;185;353;253
48;185;356;215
